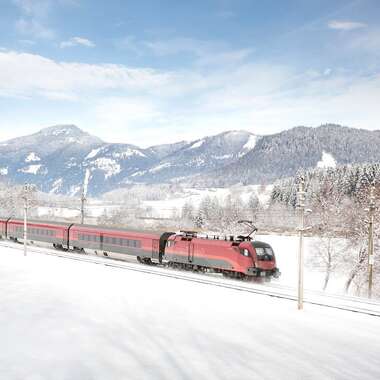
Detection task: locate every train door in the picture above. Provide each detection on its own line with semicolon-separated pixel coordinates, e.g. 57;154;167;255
188;243;194;263
152;239;160;261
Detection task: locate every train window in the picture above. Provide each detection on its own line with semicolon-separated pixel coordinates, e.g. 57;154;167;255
240;248;250;257
255;247;274;261
265;247;274;256
255;248;265;256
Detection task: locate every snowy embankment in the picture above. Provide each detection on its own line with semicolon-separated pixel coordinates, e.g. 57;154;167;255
1;246;380;380
257;234;346;293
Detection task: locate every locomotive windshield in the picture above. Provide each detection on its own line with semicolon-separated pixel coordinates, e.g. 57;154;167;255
253;245;275;261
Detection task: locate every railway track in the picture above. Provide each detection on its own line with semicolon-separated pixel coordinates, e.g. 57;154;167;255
1;240;380;317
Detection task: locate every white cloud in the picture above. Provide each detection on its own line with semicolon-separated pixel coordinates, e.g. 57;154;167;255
18;39;36;45
13;0;55;39
60;37;96;48
94;97;162;129
0;50;172;99
13;0;77;40
328;20;367;31
120;36;253;67
13;0;51;18
1;49;380;146
15;18;55;39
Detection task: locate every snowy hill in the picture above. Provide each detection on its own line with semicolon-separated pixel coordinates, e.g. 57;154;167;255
193;124;380;186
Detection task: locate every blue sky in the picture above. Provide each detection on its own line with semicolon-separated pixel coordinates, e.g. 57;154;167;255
0;0;379;146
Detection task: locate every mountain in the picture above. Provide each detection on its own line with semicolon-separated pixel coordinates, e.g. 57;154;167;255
0;125;103;195
192;124;380;186
0;125;257;195
1;123;380;196
130;131;258;183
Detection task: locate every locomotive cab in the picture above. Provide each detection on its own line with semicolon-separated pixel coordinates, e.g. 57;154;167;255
243;241;280;278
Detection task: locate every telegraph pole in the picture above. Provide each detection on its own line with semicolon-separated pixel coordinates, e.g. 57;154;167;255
368;184;376;298
22;183;36;256
296;176;311;310
22;183;29;256
80;188;86;224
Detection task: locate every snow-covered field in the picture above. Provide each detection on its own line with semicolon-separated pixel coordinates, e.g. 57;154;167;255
35;185;273;221
1;245;380;380
257;234;347;293
142;185;273;218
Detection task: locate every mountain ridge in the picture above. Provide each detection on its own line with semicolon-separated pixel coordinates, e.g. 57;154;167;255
1;123;380;196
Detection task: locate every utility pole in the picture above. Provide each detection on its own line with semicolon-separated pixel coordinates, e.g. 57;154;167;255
22;183;30;256
368;184;376;298
80;169;90;224
80;188;86;225
296;176;311;310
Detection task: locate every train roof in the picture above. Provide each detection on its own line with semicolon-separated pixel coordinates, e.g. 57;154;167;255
70;223;170;236
7;218;72;227
1;217;170;235
252;240;272;248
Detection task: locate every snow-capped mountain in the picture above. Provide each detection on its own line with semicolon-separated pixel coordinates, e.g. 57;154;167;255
0;126;257;195
192;124;380;187
0;125;103;195
2;123;380;196
130;131;258;183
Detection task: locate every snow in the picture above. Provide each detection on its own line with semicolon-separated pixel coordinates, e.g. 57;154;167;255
18;164;42;174
36;206;80;219
68;185;81;197
149;162;172;173
317;151;336;168
1;244;380;379
83;169;91;195
213;154;233;160
188;139;204;149
131;170;147;177
93;158;121;179
257;234;344;292
0;167;8;175
50;178;63;194
242;134;257;151
25;152;41;162
85;147;103;159
141;185;273;218
113;148;146;159
189;157;205;166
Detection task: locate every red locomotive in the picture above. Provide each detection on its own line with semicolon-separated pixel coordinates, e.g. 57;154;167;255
0;217;280;280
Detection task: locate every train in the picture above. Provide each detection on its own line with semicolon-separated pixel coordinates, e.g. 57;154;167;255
0;217;280;280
